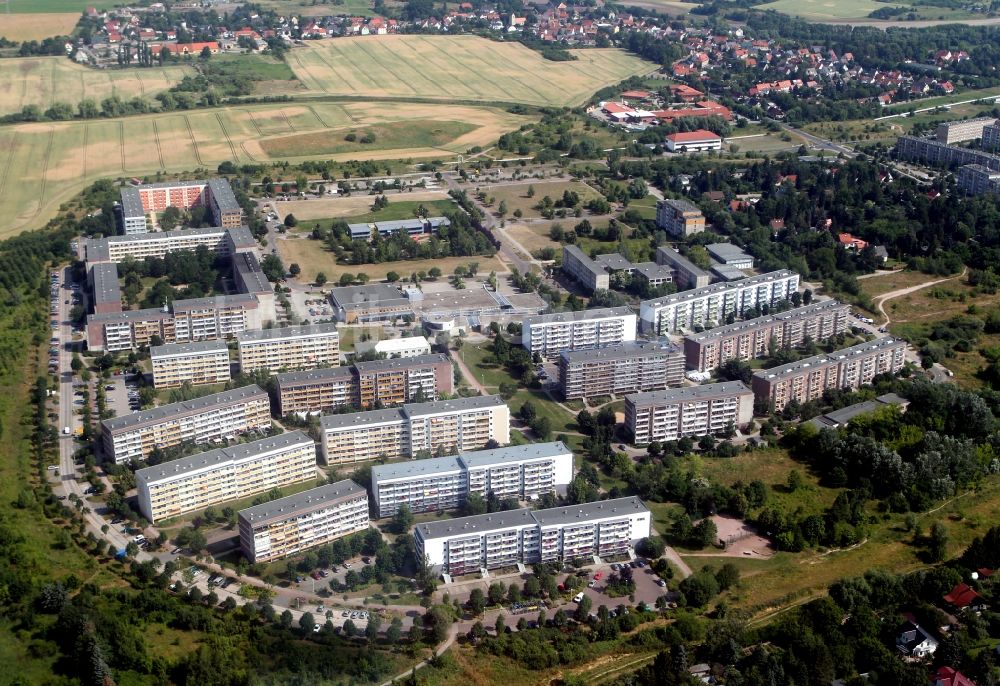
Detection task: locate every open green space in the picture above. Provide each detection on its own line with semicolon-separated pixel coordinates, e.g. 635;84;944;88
257;0;379;16
261;120;477;157
754;0;907;20
2;0;119;11
332;199;457;226
485;180;605;220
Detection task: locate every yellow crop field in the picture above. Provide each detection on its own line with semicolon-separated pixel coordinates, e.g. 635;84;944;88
0;101;531;238
286;35;656;106
0;57;193;116
0;13;80;41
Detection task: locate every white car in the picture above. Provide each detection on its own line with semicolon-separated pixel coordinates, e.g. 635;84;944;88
573;592;585;603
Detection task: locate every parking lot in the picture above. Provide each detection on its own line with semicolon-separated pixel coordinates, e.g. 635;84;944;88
103;374;141;417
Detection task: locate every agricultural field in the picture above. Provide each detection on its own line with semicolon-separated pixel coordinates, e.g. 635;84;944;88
256;0;380;16
1;0;118;10
0;57;193;116
260;119;477;157
754;0;907;20
0;13;79;41
610;0;699;15
0;101;532;238
286;35;656;106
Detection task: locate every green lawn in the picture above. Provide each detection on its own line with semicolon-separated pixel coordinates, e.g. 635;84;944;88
454;341;515;390
211;53;297;81
261;120;476;158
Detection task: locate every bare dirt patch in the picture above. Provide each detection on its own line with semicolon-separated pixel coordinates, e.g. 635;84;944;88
688;515;774;559
272;191;449;221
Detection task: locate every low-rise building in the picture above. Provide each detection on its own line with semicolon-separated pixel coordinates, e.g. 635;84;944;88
150;339;231;388
559;340;684;400
355;335;431;358
656;198;706;237
371;441;574;517
101;385;272;464
625;382;754;445
236;323;340;374
89;263;122;315
805;392;909;430
705;243;755;270
562;244;610;293
238;480;369;563
655;246;712;289
665;129;723;152
328;284;412;323
522;306;637;359
414;497;651;575
751;338;907;412
136;431;316;523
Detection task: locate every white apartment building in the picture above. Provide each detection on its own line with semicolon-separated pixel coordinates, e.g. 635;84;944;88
101;385;272;464
371;442;574;517
639;270;800;335
135;431;316;523
238;480;370;563
522;306;637;359
319;395;510;465
171;294;262;342
625;381;755;445
236;323;340;374
558;341;684;401
151;339;232;389
84;226;257;264
414;497;651;576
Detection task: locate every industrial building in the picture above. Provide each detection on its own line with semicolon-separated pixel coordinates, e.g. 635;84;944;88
665;129;723;152
558;340;684;400
655;198;705;237
354;336;431;359
347;216;451;241
705;243;755;270
328;284;412;323
150;339;231;389
625;382;755;445
135;431;316;523
236;323;340;374
238;480;370;563
522;306;637;359
370;442;574;517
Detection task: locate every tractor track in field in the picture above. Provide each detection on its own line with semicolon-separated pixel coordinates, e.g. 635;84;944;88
32;127;56;220
152;119;166;169
184;114;206;166
216;111;240;162
118;121;126;172
0;131;17;199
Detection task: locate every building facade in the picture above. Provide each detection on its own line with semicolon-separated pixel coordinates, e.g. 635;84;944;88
238;480;370;563
84;226;256;265
935;117;1000;144
561;244;610;293
135;431;316;523
655;198;705;237
705;243;755;270
639;270;800;335
236;324;340;374
683;300;851;372
150;339;231;388
328;284;412;323
895;135;1000;172
117;178;244;234
355;336;432;359
751;337;908;412
625;381;755;445
957;164;1000;195
522;306;637;359
558;341;684;400
984;124;1000;152
101;385;272;464
665;130;723;152
371;442;574;518
655;246;712;289
414;497;651;575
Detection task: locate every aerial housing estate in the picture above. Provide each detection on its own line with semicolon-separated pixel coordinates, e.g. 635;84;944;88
521;306;637;359
116;178;244;234
558;340;684;400
625;381;755;445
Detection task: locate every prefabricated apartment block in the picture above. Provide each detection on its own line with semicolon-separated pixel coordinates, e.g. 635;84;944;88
558;340;684;400
117;178;244;234
682;300;851;372
150;339;232;389
84;225;257;264
414;497;651;576
370;442;574;517
236;323;340;374
135;431;316;523
751;337;908;412
625;381;755;445
522;306;637;359
319;395;510;464
101;385;272;464
561;244;610;293
639;270;800;335
655;198;705;237
275;353;454;415
238;480;370;563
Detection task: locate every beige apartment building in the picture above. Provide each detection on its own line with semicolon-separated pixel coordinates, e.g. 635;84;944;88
238;480;370;563
625;382;755;445
150;339;232;389
655;198;705;237
522;306;637;359
136;431;317;523
101;385;272;464
558;341;684;400
236;323;340;374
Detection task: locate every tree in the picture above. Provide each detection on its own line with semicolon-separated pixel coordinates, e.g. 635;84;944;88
393;504;413;533
386;271;400;283
284;214;298;228
386;618;402;644
299;612;316;633
344;619;357;637
692;518;718;549
160;206;183;230
574;594;592;622
315;272;328;286
339;272;354;286
929;522;949;562
365;613;382;640
488;582;506;606
787;469;804;492
468;588;486;616
289;263;301;277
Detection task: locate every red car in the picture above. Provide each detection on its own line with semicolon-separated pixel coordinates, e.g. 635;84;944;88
593;572;603;581
311;571;322;580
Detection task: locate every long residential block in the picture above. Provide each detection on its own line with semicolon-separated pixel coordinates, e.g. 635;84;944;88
84;225;256;264
371;442;574;518
101;385;272;464
558;340;684;400
236;323;340;374
414;497;651;576
751;337;907;412
151;339;231;389
895;135;1000;172
238;480;369;563
136;431;316;523
957;164;1000;195
117;178;245;234
562;244;610;293
639;270;800;335
626;381;754;445
319;395;509;465
683;300;851;372
522;306;637;359
935;117;999;144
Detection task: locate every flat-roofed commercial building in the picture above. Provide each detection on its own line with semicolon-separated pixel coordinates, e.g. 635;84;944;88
559;341;684;400
522;306;636;359
238;480;369;563
705;243;754;270
639;270;799;335
414;497;650;575
656;198;705;237
84;226;256;264
116;179;245;234
237;324;340;374
328;284;412;323
89;263;123;315
371;442;574;517
355;336;431;359
936;117;1000;144
654;246;711;289
135;431;316;523
562;245;610;293
319;395;510;464
151;339;231;388
751;337;907;412
625;381;754;445
683;300;851;372
101;385;272;464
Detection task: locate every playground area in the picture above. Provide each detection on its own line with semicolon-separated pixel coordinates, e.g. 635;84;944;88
708;514;774;559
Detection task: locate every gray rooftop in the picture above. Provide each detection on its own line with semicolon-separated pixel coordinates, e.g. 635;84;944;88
227;226;258;251
353;353;448;374
530;496;649;528
632;262;677;281
402;394;505;418
276;366;354;388
562;244;608;279
136;430;313;483
207;178;242;214
102;384;268;433
458;441;569;469
594;253;633;271
238;479;365;526
656;246;710;277
88;307;172;324
90;263;122;305
151;338;230;358
684;300;848;343
328;284;408;311
233;251;271;295
658;197;702;214
627;381;753;407
372;455;464;483
172;293;258;311
806;393;909;430
706;243;752;262
711;264;748;281
238;323;340;344
120;186;145;219
641;270;798;310
560;340;680;364
320;407;406;431
523;306;634;327
753;338;906;381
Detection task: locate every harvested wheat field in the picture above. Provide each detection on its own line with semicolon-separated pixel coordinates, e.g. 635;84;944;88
286;35;656;106
0;13;80;41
